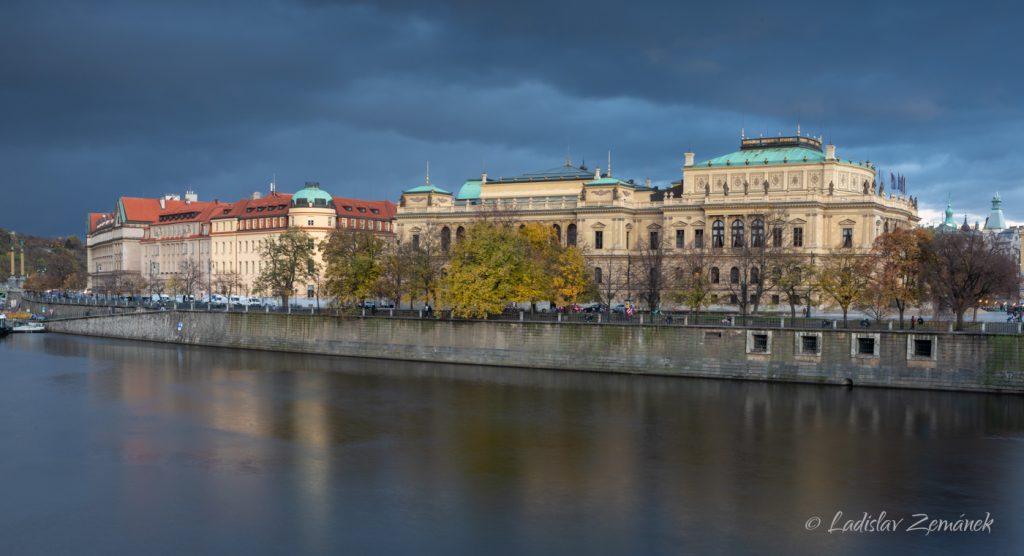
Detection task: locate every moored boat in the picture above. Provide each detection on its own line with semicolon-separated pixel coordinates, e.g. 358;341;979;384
12;322;46;333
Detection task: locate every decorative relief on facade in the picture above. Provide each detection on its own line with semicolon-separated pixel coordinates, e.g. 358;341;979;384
408;196;426;203
769;173;782;187
809;173;820;186
750;173;764;187
715;177;727;191
789;173;803;188
695;176;709;190
839;172;849;187
730;175;744;190
590;190;611;197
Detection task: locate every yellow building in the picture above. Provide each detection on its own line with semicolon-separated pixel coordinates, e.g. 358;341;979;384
394;134;919;307
89;184;396;298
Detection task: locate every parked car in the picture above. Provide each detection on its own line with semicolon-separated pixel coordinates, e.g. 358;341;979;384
580;303;607;313
610;303;627;314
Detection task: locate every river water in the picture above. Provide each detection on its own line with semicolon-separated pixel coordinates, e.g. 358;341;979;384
1;334;1022;555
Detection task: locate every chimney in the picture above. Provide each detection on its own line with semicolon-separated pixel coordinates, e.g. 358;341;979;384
159;198;165;209
684;152;695;167
645;178;652;189
825;144;836;161
481;172;487;184
184;189;198;202
251;191;262;200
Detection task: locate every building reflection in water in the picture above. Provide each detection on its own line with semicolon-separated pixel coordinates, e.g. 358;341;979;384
5;333;1024;554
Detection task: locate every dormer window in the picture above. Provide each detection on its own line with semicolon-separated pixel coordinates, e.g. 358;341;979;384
371;208;380;214
358;207;366;213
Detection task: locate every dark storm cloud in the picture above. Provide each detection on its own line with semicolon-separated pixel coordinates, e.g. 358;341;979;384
1;0;1022;235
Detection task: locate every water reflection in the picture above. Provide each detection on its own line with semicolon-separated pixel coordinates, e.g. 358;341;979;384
2;333;1023;555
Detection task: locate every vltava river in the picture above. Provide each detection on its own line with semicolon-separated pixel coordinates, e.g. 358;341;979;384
1;334;1022;555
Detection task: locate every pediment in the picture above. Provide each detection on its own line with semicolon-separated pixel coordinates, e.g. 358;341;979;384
647;223;662;230
837;219;857;226
591;222;606;229
790;218;807;225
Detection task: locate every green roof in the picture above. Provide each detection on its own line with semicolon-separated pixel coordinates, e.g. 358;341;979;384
455;179;481;200
696;146;826;168
490;163;595;183
292;182;334;204
584;177;631;186
404;184;451;195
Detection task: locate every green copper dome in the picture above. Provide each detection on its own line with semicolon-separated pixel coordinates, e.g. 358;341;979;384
292;181;335;208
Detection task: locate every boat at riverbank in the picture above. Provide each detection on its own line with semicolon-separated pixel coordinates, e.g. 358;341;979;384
12;322;46;333
0;314;9;337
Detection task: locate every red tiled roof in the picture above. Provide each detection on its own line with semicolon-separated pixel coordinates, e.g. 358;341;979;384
120;197;182;223
153;201;228;225
332;197;397;220
212;192;293;219
88;212;113;232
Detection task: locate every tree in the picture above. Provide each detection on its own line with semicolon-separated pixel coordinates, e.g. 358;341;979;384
177;259;204;299
672;246;714;316
253;229;317;307
923;230;1019;331
515;223;591;309
869;227;929;328
406;224;449;308
214;270;243;298
815;251;871;326
441;221;530;318
771;255;814;318
321;229;386;307
634;234;667;310
379;239;414;309
551;244;591;307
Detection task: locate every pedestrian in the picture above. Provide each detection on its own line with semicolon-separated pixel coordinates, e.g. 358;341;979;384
917;316;924;326
910;315;916;330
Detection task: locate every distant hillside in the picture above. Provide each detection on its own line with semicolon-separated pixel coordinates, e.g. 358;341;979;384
0;228;87;290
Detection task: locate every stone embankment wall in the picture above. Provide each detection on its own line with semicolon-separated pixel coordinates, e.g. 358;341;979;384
46;311;1024;393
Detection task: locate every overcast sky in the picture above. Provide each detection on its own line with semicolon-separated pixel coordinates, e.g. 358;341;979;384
2;0;1021;236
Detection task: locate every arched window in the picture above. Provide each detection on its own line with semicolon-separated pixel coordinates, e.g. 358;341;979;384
567;224;577;246
441;227;451;252
594;267;603;284
730;267;740;284
751;218;765;247
731;219;744;247
711;220;725;248
456;226;465;242
710;267;720;284
751;266;760;284
553;224;562;243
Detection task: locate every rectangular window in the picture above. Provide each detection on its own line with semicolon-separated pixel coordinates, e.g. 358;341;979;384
801;335;819;354
595;230;604;250
752;334;769;353
649;231;659;248
771;294;780;305
308;219;315;226
793;227;804;247
675;229;685;248
694;229;705;248
914;339;933;358
772;227;783;247
842;228;853;248
858;337;875;355
412;234;420;250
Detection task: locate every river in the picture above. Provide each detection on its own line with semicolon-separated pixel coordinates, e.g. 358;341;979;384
1;333;1022;555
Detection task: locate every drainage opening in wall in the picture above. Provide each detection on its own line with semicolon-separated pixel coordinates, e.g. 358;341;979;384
843;378;854;387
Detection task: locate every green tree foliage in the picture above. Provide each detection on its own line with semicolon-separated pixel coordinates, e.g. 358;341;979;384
815;251;872;326
321;229;386;307
253;229;317;306
441;221;531;318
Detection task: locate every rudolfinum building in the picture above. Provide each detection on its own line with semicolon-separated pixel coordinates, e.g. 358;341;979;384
395;133;920;307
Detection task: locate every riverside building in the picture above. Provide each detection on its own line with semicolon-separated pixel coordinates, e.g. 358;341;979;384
88;183;396;297
394;133;920;306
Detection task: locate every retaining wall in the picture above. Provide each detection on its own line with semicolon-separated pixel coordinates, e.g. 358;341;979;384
44;311;1024;393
